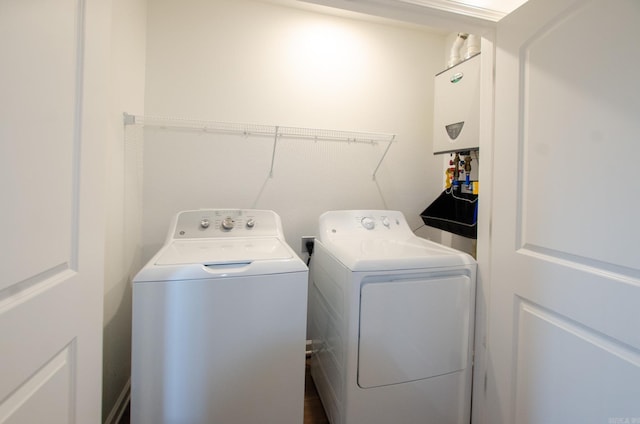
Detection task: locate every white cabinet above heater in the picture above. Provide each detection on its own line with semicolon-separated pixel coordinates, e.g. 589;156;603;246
433;53;480;154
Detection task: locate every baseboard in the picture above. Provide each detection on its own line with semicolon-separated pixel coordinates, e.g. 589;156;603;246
104;378;131;424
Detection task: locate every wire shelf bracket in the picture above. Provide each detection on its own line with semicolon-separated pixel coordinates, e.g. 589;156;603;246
123;113;396;179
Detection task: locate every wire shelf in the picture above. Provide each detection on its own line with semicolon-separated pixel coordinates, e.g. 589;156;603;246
123;113;396;179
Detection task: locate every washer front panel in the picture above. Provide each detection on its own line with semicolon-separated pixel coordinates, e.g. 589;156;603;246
132;272;307;424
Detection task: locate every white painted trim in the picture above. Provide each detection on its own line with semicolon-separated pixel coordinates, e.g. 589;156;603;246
104;378;130;424
471;35;496;424
395;0;506;21
297;0;497;34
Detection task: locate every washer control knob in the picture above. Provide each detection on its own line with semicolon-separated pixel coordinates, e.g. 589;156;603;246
221;217;234;231
361;217;375;230
200;219;210;229
381;217;390;227
246;219;255;228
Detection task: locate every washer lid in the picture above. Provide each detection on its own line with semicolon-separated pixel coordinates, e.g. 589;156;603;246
322;236;475;271
155;238;293;265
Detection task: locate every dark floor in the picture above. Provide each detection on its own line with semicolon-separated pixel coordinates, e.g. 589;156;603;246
118;362;329;424
304;362;330;424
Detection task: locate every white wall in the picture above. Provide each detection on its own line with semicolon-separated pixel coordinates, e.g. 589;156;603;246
141;0;447;260
103;0;146;421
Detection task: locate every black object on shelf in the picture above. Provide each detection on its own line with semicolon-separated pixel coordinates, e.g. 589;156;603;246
420;185;478;239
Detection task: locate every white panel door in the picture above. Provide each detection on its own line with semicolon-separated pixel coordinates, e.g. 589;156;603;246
0;0;108;423
487;0;640;423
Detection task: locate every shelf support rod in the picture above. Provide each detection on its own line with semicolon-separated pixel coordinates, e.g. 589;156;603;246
269;126;279;178
372;134;395;180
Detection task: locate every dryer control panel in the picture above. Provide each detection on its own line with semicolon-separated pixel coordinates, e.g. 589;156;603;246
319;210;412;241
167;209;284;240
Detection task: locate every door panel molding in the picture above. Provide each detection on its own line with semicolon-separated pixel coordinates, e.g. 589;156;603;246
518;245;640;281
514;0;640;270
513;299;640;423
0;342;76;424
0;0;85;290
0;265;74;309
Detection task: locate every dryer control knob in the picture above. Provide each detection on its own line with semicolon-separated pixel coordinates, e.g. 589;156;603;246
200;219;210;229
361;217;375;230
381;217;390;227
221;217;234;230
246;219;255;228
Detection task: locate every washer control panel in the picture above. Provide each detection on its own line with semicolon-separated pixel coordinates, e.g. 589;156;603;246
170;209;283;239
319;210;411;240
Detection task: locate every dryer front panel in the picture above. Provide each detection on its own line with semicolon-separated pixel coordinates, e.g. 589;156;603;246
357;274;472;388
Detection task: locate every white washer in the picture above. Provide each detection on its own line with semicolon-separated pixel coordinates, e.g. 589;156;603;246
131;209;308;424
309;210;476;424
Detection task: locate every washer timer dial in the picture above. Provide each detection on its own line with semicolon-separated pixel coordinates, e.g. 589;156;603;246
361;217;375;230
221;217;235;231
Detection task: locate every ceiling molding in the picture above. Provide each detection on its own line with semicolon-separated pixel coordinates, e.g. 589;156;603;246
394;0;506;21
296;0;499;34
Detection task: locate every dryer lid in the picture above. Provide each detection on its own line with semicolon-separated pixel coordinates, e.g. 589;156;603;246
155;238;293;265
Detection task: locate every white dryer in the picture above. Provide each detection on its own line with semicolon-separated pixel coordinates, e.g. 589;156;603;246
308;210;476;424
131;209;308;424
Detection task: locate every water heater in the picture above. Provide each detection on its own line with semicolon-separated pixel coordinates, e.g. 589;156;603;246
433;53;480;154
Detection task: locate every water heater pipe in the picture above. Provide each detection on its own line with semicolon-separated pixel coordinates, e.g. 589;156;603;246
465;34;481;58
448;32;468;68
